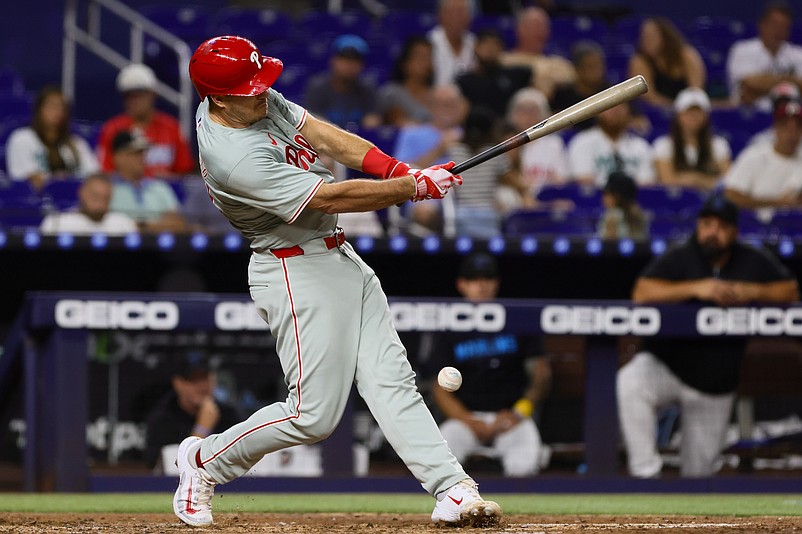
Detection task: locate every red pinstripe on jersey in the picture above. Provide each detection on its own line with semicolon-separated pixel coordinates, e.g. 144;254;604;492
287;178;324;224
198;258;304;467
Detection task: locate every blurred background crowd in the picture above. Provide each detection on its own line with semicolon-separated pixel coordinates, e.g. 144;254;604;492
2;0;802;243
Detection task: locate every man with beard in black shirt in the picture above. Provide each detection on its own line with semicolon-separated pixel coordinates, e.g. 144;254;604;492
617;194;799;478
144;351;241;471
430;253;552;476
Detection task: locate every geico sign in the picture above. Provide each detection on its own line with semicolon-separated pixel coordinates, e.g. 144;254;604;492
390;302;505;332
55;300;179;330
697;307;802;335
214;302;269;331
541;305;661;335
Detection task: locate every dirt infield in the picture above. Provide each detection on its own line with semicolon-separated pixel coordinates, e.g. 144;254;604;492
1;513;800;533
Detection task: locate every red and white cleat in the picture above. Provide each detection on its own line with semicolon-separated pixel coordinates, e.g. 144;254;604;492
431;479;502;528
173;436;216;527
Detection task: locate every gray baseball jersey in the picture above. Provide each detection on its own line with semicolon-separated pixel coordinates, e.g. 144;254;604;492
191;90;466;497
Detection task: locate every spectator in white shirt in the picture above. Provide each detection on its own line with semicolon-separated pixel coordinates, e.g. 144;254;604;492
40;173;138;235
726;1;802;111
724;98;802;220
653;88;731;191
567;103;655;186
6;85;99;190
505;87;568;195
428;0;476;86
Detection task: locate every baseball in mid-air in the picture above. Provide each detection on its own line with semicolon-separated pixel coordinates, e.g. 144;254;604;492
437;366;462;392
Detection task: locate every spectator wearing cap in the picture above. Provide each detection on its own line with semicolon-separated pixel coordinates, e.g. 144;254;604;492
748;81;802;155
597;171;649;239
618;194;799;478
726;1;802;111
144;351;241;471
40;173;138;235
5;85;99;189
428;0;477;87
455;29;532;120
653;88;731;191
303;34;381;129
96;63;195;179
428;253;553;477
108;130;188;233
723;97;802;221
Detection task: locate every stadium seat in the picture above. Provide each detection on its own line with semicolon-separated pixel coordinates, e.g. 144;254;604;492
637;186;705;215
648;213;694;239
0;180;43;229
42;179;82;211
738;209;769;238
503;208;595;236
472;14;516;48
688;16;751;53
0;93;34;124
550;15;609;54
536;183;602;210
771;211;802;239
139;5;211;42
378;11;437;41
213;8;294;44
0;68;25;96
71;120;104;149
296;10;372;42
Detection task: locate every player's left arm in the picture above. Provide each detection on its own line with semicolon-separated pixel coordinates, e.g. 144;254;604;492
300;113;411;179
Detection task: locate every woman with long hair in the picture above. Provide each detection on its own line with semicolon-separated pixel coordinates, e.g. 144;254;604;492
6;85;99;190
377;35;435;126
653;87;731;190
628;17;706;108
597;171;649;239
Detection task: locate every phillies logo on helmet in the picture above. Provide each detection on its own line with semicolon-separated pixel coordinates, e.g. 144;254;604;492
189;36;283;99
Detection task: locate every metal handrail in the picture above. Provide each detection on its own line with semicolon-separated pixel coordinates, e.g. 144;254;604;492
62;0;194;139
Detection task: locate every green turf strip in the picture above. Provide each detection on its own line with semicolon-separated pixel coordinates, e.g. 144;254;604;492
1;494;802;516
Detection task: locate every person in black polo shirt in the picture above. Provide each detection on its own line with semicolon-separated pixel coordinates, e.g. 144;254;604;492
144;351;241;471
431;253;552;476
617;194;799;478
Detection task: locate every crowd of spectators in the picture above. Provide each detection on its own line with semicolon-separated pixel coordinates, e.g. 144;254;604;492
2;0;802;240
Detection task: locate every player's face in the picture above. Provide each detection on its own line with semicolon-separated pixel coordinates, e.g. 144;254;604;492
219;92;268;127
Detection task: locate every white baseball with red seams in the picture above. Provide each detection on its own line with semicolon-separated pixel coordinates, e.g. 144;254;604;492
438;366;463;392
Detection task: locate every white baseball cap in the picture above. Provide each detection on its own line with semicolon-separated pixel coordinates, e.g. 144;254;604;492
116;63;157;92
673;87;711;113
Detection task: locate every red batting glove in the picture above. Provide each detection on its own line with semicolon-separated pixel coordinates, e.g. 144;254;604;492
410;161;463;202
361;146;412;179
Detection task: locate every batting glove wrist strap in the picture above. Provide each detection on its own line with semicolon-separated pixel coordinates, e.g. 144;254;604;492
362;146;411;179
410;161;463;202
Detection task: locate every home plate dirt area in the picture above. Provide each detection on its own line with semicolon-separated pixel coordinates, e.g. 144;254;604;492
1;513;801;533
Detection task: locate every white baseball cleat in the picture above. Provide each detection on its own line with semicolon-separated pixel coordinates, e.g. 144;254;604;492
431;479;502;528
173;436;216;527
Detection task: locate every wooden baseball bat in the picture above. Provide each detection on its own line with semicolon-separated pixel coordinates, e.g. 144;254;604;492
451;75;649;175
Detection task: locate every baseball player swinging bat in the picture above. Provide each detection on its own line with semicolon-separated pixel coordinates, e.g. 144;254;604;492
451;75;649;175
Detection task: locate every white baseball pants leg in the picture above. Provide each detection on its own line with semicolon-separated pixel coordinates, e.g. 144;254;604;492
617;351;735;478
440;411;543;477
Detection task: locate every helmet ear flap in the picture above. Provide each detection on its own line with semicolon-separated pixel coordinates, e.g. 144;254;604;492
189;36;283;100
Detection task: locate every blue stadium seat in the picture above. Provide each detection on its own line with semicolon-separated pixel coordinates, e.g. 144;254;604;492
213;8;294;44
550;16;609;54
688;16;751;53
502;208;594;236
536;183;602;210
296;10;372;42
0;180;43;229
648;213;695;239
0;68;25;96
738;209;769;238
378;11;437;41
771;211;802;239
0;93;34;124
71;120;104;149
139;5;211;42
271;64;311;104
42;179;82;211
637;186;705;215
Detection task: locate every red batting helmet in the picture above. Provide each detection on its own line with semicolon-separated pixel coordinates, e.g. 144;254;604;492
189;36;283;100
